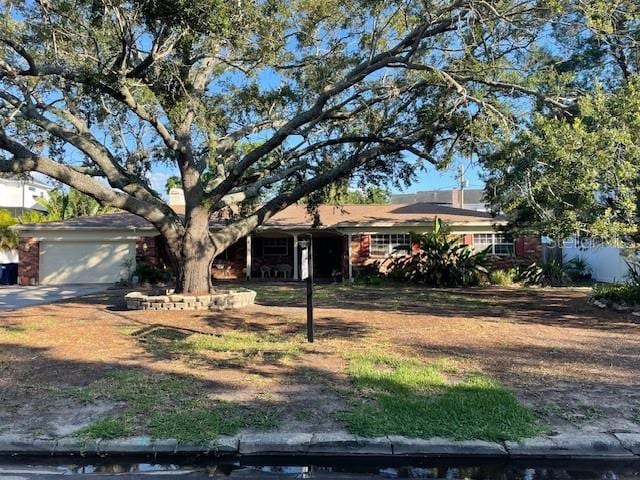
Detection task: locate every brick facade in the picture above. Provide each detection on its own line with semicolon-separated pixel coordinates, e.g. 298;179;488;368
349;232;542;277
134;235;248;280
18;237;39;285
213;240;246;279
125;231;543;283
136;236;162;267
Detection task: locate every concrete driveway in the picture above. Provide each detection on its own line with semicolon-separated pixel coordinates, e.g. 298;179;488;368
0;284;110;311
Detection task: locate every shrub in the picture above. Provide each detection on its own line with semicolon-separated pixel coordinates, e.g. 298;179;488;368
385;219;490;287
626;259;640;287
564;256;592;282
592;283;640;306
354;274;385;286
490;268;517;286
517;259;568;286
134;263;172;284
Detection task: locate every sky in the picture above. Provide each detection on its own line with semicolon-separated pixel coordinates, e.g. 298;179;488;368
140;159;486;199
395;159;485;194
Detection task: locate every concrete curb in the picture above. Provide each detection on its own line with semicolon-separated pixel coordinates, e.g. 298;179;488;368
0;432;638;460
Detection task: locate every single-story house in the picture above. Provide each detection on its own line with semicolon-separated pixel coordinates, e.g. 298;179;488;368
13;202;541;285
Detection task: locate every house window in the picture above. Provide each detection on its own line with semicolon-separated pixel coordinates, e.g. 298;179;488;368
263;238;288;256
473;233;514;256
370;234;411;256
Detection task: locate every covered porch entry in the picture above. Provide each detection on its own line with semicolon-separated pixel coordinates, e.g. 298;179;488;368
246;229;348;281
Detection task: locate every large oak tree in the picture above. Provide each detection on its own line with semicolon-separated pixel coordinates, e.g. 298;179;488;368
1;0;572;293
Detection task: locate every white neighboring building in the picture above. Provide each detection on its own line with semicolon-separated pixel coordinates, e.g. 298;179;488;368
0;175;52;216
0;176;53;264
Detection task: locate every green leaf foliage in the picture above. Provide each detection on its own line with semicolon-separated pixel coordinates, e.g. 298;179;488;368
483;77;640;243
385;218;490;287
0;209;19;250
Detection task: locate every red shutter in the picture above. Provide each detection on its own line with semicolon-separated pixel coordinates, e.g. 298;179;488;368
463;234;473;246
515;238;525;257
360;234;370;258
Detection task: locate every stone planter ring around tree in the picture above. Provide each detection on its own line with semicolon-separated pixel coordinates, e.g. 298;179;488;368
124;288;256;311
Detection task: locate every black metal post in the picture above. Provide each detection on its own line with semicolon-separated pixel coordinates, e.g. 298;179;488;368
306;234;314;343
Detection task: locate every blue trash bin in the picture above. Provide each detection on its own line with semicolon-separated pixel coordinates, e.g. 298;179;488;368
0;263;18;285
6;263;18;284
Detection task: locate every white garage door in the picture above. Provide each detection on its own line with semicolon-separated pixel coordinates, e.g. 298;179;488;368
40;241;135;285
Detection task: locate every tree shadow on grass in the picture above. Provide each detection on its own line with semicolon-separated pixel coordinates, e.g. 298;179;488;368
0;340;346;439
242;282;640;333
403;337;640;431
7;283;637;336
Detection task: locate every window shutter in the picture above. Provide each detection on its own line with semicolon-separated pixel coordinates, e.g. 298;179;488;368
360;234;370;258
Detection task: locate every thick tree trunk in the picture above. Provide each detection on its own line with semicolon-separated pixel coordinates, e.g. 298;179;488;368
175;250;214;294
171;208;216;294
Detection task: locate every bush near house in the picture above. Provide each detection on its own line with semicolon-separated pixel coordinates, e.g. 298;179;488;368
489;268;517;286
592;283;640;307
133;262;173;285
517;259;569;287
563;256;592;282
591;261;640;308
0;209;18;250
384;219;490;287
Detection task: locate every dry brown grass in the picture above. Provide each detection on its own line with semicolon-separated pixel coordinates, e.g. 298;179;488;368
1;282;638;437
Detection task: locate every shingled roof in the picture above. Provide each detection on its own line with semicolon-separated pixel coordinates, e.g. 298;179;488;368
16;202;503;231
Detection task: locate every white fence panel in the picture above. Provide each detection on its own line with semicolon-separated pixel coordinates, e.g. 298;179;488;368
563;244;629;283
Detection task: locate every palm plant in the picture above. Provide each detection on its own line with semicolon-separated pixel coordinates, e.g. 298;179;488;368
0;209;19;250
386;218;490;287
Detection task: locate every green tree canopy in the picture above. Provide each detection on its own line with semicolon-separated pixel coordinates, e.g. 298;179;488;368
484;79;640;242
482;1;640;242
0;0;599;293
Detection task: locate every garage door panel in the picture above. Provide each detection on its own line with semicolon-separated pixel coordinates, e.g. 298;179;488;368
40;241;134;285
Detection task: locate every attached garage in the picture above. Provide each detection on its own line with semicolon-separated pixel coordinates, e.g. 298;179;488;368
39;240;135;285
14;212;158;286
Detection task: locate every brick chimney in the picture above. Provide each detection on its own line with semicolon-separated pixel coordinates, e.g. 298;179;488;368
168;187;185;208
452;188;463;208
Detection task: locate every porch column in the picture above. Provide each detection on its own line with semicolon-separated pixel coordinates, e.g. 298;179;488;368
348;234;353;281
293;234;299;280
246;235;252;279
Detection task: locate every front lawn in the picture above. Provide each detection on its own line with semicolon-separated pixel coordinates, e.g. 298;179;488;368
339;350;540;441
1;282;638;441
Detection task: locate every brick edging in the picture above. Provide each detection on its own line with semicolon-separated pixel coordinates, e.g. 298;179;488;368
0;432;638;459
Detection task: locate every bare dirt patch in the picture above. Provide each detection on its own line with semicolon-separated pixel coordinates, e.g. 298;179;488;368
1;283;638;437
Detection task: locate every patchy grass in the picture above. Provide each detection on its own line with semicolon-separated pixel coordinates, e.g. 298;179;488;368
250;282;493;310
175;330;302;354
172;330;304;363
534;401;603;425
85;370;201;413
148;404;243;442
5;284;638;440
0;318;56;341
73;370;281;440
75;415;133;440
0;325;27;340
339;350;540;442
245;405;283;430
